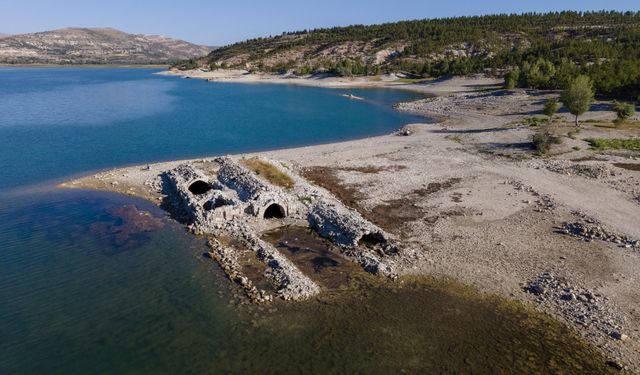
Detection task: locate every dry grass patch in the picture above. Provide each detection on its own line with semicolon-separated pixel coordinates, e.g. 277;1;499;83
242;159;295;189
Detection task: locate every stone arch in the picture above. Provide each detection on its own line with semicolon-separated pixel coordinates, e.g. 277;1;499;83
188;180;211;195
357;232;386;247
263;203;286;219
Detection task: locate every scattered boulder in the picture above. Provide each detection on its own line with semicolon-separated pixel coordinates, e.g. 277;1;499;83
395;126;413;136
560;213;638;249
523;272;627;339
610;331;629;341
545;161;618;179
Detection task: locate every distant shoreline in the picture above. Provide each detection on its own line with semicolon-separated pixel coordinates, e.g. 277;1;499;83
157;68;503;93
0;63;169;68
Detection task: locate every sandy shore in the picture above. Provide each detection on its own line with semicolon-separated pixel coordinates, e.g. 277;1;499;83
63;75;640;372
156;68;503;93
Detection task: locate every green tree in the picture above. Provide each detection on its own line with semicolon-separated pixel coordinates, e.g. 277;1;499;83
612;101;635;125
521;58;556;89
543;97;559;121
561;75;594;127
335;59;354;77
554;58;579;89
504;68;520;89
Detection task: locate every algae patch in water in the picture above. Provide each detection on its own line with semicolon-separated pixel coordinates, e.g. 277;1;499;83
225;276;615;374
219;226;618;374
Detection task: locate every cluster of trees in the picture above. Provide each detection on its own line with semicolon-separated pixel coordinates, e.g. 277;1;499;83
531;75;636;154
539;75;635;127
532;74;636;153
176;58;199;70
533;76;592;153
387;56;487;77
503;54;640;99
333;59;381;76
210;11;640;61
249;58;382;76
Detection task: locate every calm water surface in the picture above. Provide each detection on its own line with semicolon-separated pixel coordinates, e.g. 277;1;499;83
0;68;613;374
0;67;422;189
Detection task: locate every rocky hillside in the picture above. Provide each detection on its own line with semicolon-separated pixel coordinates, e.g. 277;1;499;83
0;28;211;64
180;11;639;98
189;12;639;78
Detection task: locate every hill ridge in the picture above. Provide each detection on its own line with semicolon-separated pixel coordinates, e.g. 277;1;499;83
181;11;640;98
0;27;211;64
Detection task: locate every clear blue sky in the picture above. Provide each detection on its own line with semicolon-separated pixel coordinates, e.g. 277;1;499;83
1;0;639;46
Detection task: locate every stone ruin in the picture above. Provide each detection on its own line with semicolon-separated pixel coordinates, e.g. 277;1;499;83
165;159;299;233
160;156;398;302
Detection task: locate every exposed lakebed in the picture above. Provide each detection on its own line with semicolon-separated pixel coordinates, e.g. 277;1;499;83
0;68;615;373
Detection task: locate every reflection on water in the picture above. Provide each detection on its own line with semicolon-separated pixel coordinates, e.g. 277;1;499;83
0;79;176;127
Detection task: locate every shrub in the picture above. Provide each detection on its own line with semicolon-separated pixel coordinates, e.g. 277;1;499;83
567;128;581;139
295;65;313;76
612;101;635;125
532;129;562;154
504;69;520;89
523;117;546;127
543;97;559;120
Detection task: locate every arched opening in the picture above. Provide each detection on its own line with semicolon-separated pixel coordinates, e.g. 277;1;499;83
358;232;386;247
188;180;211;195
263;204;286;219
203;198;228;211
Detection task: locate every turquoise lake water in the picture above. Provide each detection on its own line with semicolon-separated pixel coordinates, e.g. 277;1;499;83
0;68;613;374
0;68;422;190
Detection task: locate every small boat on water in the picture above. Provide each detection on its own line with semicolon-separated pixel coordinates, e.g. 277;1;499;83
341;93;365;100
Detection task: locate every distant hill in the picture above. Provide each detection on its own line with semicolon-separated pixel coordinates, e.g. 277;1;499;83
0;27;211;64
0;33;10;39
184;11;640;98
